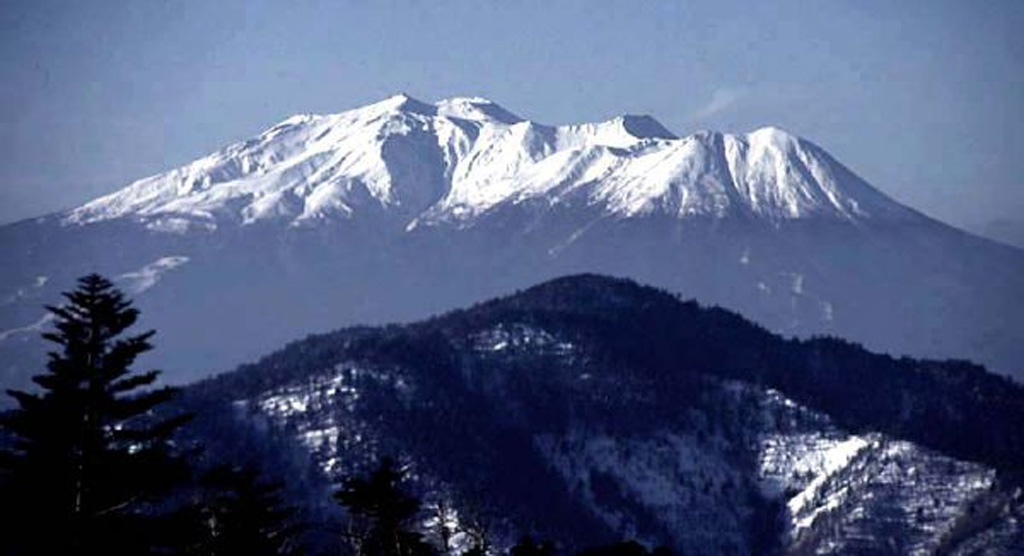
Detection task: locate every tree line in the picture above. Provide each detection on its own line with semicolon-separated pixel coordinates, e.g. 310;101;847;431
0;274;672;555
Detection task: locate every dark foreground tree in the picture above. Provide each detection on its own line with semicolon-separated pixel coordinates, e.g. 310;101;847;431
334;456;436;555
576;540;674;556
459;513;493;556
510;535;558;556
0;274;190;555
177;464;304;555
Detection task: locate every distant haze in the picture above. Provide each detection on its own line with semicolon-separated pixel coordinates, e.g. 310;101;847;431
1;0;1022;230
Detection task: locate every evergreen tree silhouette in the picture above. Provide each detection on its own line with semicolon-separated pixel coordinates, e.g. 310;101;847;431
460;514;492;556
0;274;190;555
334;456;436;555
426;498;456;555
180;464;304;555
576;540;674;556
463;543;489;556
509;535;558;556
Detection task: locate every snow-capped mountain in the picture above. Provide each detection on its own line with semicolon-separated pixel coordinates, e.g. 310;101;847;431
65;94;914;230
2;94;1022;393
180;275;1024;554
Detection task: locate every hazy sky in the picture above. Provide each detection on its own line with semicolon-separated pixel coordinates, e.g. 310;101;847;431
1;0;1022;228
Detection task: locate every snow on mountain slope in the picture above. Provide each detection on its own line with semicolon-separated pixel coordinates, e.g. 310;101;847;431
753;386;998;554
0;256;189;342
5;94;1020;393
116;255;190;295
64;94;919;231
193;289;1021;555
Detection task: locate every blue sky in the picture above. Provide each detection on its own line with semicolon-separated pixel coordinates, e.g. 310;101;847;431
1;0;1021;228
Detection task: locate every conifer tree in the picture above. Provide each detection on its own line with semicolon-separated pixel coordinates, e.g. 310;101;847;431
461;516;492;556
509;535;558;556
334;456;436;556
426;497;457;555
0;274;189;555
577;540;674;555
182;464;304;556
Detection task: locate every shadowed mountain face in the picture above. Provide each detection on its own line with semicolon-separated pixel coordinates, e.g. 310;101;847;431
181;275;1024;554
2;94;1022;395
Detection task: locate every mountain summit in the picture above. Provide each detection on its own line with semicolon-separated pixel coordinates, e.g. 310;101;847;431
65;94;918;232
2;94;1022;393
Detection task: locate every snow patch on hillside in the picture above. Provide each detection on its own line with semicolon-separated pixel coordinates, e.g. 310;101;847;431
470;323;575;356
750;387;997;553
249;362;414;474
116;256;190;294
0;313;54;342
2;275;49;306
0;260;187;343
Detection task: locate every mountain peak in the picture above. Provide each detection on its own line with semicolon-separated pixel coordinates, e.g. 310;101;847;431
62;95;920;230
435;96;522;124
370;93;436;116
746;125;801;148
